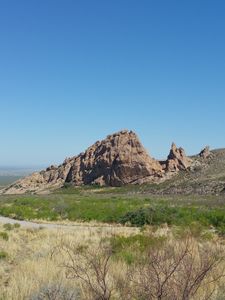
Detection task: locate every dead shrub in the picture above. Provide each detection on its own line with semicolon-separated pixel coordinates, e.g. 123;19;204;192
29;281;79;300
124;236;225;300
60;242;114;300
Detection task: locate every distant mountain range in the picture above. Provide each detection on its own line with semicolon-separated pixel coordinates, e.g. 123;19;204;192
0;166;44;187
0;166;43;177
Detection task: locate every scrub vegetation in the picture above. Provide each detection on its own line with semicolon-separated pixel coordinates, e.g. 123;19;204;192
1;186;225;299
0;223;225;299
0;186;225;234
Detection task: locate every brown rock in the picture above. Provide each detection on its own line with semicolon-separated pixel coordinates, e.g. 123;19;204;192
199;146;212;159
2;130;164;194
165;143;192;172
66;130;163;186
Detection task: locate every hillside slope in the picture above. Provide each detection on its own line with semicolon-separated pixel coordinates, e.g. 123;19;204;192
146;148;225;195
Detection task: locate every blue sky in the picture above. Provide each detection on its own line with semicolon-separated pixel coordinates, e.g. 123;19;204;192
0;0;225;167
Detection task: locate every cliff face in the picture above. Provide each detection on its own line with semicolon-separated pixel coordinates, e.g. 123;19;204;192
65;130;163;186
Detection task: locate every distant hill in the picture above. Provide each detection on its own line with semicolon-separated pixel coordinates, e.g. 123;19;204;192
0;176;22;187
0;166;43;177
0;166;43;188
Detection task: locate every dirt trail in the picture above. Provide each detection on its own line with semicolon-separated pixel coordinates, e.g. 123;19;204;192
0;215;76;229
0;215;137;233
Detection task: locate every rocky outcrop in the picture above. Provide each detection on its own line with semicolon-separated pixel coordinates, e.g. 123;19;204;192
199;146;212;159
3;130;209;195
2;130;164;194
65;130;163;186
164;143;192;172
2;158;75;194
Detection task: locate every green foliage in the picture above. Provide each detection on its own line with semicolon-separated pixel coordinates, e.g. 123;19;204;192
3;223;21;231
0;251;7;259
110;234;165;264
0;188;225;234
3;223;14;231
0;195;149;223
119;205;225;234
14;223;20;228
0;232;9;241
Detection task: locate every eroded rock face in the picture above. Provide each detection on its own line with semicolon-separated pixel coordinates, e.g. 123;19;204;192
199;146;212;159
66;130;163;186
2;130;164;194
165;143;192;172
2;158;75;194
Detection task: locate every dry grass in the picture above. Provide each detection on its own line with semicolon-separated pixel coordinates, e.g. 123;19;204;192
0;223;138;299
0;223;225;299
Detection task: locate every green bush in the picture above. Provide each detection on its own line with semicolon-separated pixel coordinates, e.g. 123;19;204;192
119;205;225;235
3;223;20;231
0;232;9;241
0;251;7;259
3;223;14;231
110;234;165;264
14;223;20;228
118;208;153;226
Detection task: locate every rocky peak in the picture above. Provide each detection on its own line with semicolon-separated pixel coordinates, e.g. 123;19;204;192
65;129;164;186
199;146;212;159
165;143;192;172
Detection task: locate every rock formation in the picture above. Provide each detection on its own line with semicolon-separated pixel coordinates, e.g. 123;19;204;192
2;130;164;194
2;130;203;194
199;146;212;159
164;143;192;172
65;130;163;186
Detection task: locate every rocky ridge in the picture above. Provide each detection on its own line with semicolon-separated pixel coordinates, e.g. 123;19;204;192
1;130;202;194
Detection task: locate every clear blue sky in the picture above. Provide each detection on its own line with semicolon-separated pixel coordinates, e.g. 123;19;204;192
1;0;225;167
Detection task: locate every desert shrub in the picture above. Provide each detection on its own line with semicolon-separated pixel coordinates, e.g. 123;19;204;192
119;207;153;226
119;206;187;226
3;223;21;231
0;231;9;241
119;205;225;234
174;222;214;240
58;234;225;300
122;236;225;300
3;223;14;231
110;234;165;264
53;200;70;218
29;282;79;300
0;251;7;259
60;242;114;300
14;223;21;228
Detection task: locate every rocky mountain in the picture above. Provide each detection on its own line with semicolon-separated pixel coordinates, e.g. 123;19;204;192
1;130;214;194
